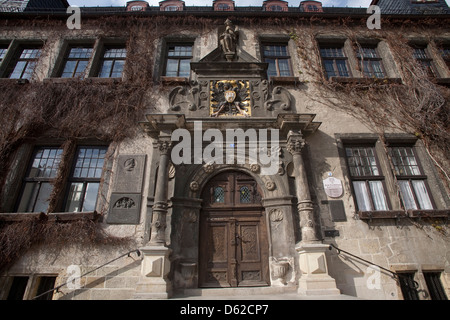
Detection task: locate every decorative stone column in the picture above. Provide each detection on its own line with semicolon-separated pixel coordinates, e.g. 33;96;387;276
134;134;173;299
149;138;172;246
286;130;320;243
287;130;340;296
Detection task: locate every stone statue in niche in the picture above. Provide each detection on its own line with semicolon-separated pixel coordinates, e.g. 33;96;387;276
210;80;251;117
220;19;239;61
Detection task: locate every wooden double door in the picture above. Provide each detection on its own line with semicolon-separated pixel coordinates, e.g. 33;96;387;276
199;172;270;288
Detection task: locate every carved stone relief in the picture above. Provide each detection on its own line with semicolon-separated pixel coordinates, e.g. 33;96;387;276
210;80;251;117
167;78;294;117
265;86;293;111
168;83;200;112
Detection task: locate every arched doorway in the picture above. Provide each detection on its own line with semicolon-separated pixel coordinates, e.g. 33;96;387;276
198;171;270;288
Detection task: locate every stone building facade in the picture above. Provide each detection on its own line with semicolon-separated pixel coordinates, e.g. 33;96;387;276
0;0;449;300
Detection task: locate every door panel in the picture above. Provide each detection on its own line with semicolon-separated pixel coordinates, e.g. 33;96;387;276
199;172;269;288
200;218;231;287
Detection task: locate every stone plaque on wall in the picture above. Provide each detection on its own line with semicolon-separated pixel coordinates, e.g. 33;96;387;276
113;155;146;193
107;193;142;224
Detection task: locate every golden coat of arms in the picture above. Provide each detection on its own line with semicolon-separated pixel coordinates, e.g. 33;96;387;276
210;80;251;117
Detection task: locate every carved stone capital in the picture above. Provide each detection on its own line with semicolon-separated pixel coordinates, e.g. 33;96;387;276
158;140;172;155
286;137;306;155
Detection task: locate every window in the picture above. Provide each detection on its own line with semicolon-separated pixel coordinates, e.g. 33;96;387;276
7;47;41;80
356;46;385;78
217;3;230;10
0;45;8;65
263;44;292;77
97;46;127;78
423;272;448;300
345;146;389;211
164;44;192;78
412;46;436;77
307;5;319;11
269;5;283;11
389;146;433;210
16;145;107;213
165;5;179;11
239;186;251;203
33;276;57;300
398;272;420;300
7;276;29;300
60;46;93;78
320;45;350;78
213;186;225;203
441;46;450;69
17;147;63;213
6;276;56;300
65;146;107;212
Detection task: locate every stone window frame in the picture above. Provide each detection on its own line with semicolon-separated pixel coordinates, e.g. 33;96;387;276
343;142;392;213
0;39;44;81
317;38;353;79
50;39;96;79
261;43;294;78
411;43;438;78
156;35;198;83
15;146;64;213
336;133;449;220
258;34;299;83
1;274;58;300
355;42;387;79
5;141;110;215
387;144;436;211
88;38;128;80
63;146;109;213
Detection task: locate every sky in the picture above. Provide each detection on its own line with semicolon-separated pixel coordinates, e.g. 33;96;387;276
66;1;384;8
67;0;450;8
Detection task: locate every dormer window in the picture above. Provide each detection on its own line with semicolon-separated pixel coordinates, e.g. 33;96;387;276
126;1;149;12
213;0;234;11
159;0;184;12
165;6;179;11
263;0;288;12
300;1;323;12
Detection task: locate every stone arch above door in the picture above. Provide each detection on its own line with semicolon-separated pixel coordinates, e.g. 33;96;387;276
179;163;290;200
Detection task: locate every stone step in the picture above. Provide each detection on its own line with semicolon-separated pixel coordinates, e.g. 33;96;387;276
174;286;298;299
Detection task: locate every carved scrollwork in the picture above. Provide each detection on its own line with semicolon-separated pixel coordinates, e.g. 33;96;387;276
265;180;276;191
270;209;284;222
264;86;292;111
169;84;200;112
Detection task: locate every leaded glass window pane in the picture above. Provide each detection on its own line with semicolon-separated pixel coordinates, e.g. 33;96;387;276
239;186;251;203
213;187;225;203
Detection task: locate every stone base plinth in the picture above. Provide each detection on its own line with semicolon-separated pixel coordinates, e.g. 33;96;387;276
133;246;172;299
296;243;340;296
